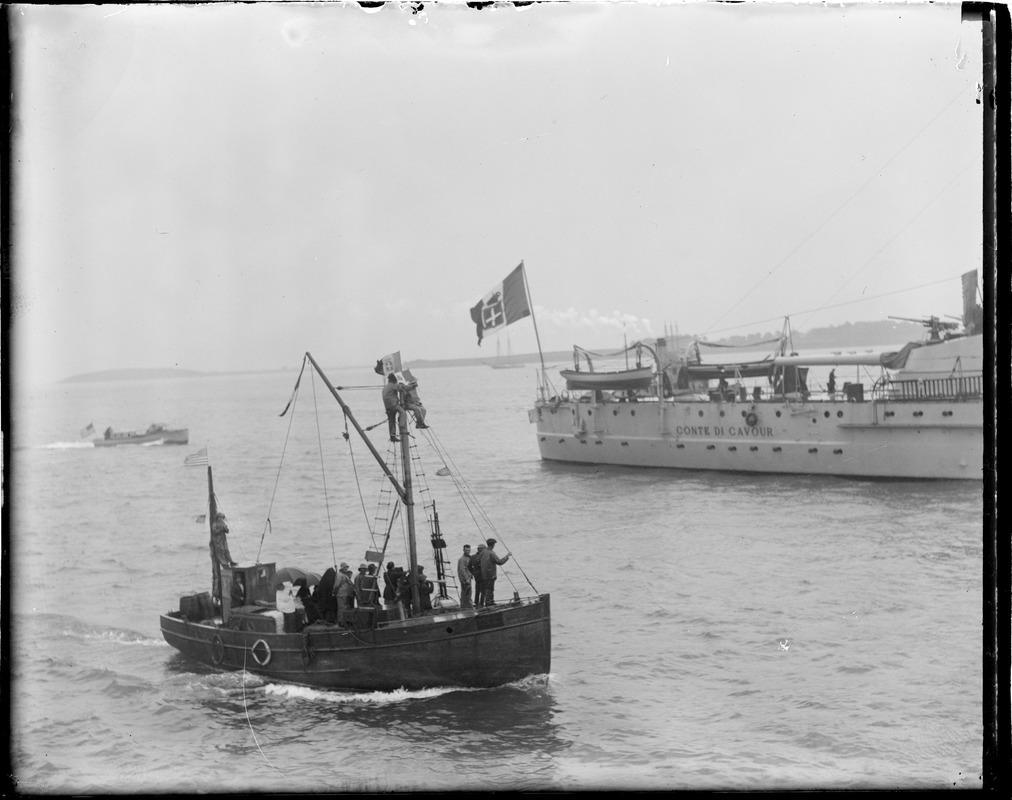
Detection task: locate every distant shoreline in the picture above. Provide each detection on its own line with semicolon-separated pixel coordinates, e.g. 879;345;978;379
60;320;928;383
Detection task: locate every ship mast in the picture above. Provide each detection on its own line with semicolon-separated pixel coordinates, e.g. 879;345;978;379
304;352;421;614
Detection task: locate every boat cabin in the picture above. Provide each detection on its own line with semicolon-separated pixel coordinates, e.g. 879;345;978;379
221;562;277;626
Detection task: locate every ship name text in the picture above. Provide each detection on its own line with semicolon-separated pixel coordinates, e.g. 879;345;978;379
673;425;775;438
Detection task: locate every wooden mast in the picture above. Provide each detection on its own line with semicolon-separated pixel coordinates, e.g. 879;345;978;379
304;352;420;615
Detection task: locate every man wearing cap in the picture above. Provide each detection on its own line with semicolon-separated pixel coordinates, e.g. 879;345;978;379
382;373;408;442
469;543;486;607
353;563;376;608
334;562;355;624
457;544;474;608
209;511;237;608
479;538;510;606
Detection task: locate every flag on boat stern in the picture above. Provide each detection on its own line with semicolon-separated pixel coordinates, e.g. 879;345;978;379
80;422;95;438
375;351;403;377
183;447;209;467
469;262;531;346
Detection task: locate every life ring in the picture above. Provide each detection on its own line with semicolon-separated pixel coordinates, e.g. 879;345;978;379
250;639;272;666
745;411;759;427
211;634;225;665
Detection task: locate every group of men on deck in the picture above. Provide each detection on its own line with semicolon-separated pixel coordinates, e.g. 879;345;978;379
456;538;511;608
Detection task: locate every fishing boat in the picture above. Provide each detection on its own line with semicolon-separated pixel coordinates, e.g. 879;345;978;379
160;353;551;691
528;271;984;480
93;423;189;447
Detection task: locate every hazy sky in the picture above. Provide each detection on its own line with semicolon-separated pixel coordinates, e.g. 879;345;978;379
10;1;984;384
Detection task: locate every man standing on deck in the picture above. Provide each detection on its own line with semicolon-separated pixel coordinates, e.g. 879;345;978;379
469;542;486;607
479;538;511;606
209;512;237;608
457;544;474;608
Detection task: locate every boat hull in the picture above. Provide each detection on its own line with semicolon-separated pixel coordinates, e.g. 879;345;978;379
530;398;982;480
160;595;551;691
95;428;189;447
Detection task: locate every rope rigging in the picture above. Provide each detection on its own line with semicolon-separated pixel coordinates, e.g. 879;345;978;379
266;358;540;604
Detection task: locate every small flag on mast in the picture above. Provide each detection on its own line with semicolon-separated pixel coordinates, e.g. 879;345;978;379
374;351;403;377
469;262;531;346
80;422;95;438
183;447;209;467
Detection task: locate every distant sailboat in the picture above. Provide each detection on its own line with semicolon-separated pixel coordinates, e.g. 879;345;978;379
490;332;525;369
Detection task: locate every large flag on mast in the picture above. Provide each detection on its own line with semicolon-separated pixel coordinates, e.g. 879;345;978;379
469;262;531;346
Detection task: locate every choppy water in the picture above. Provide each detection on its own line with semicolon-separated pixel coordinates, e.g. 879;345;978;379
8;362;984;791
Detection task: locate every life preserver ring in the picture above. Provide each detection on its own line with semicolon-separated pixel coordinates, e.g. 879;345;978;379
211;634;225;665
745;411;759;427
250;639;272;666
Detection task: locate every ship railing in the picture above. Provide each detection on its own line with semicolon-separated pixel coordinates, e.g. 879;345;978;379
883;375;982;401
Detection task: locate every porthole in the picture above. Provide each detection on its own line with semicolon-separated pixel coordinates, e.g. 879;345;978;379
775;410;782;418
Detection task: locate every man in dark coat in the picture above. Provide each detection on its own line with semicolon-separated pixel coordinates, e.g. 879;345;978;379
209;512;237;607
479;538;511;606
383;562;405;605
469;543;486;607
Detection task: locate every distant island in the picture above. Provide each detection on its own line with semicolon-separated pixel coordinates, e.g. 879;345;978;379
62;320;931;382
62;367;206;383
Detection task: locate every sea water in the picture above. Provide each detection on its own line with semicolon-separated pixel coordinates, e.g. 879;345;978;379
7;363;984;791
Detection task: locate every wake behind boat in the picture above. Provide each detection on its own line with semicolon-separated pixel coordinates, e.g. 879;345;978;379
528;271;983;480
91;423;188;447
160;353;551;691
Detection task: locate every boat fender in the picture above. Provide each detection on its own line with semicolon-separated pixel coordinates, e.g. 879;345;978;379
745;411;759;428
211;634;225;665
250;638;272;666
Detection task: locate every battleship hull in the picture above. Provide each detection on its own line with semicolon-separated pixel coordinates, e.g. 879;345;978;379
531;397;981;479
